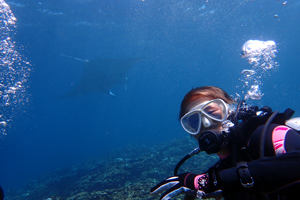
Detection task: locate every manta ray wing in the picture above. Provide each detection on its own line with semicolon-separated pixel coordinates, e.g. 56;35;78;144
60;58;142;98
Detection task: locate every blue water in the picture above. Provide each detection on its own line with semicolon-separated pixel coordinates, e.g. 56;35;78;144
1;0;299;192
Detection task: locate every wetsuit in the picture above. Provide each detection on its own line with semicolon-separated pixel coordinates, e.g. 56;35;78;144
204;124;300;200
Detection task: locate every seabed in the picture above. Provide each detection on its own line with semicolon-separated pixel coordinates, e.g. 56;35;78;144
6;137;218;200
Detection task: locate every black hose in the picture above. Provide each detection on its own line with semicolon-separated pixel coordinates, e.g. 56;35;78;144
232;100;245;124
174;147;201;176
259;111;279;158
174;154;190;176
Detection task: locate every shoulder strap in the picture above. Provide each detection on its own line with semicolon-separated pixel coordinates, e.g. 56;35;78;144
284;108;295;120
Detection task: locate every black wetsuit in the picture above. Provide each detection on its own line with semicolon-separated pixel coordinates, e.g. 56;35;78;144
205;123;300;200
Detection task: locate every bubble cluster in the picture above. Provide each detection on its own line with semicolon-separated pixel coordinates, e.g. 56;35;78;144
0;0;31;136
238;40;278;100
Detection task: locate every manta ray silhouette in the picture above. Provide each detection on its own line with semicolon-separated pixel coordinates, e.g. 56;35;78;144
60;58;143;98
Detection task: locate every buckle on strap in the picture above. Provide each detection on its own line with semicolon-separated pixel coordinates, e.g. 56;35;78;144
237;162;254;188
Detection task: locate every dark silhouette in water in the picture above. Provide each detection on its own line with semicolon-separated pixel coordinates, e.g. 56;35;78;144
0;185;4;200
60;58;144;98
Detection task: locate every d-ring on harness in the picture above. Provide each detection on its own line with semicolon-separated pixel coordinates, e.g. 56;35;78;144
237;162;254;188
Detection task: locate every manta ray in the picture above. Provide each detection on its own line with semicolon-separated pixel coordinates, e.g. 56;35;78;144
60;58;143;98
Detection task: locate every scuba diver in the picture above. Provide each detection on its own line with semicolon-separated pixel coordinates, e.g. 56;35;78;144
150;86;300;200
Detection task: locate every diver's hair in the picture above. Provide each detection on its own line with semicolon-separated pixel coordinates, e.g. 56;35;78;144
179;86;235;119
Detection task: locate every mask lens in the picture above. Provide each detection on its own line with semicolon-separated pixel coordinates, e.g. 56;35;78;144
202;100;227;121
181;111;201;134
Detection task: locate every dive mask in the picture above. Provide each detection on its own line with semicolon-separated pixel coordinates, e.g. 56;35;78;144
180;99;228;135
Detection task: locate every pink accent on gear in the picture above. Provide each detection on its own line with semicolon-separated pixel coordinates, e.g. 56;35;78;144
272;125;290;155
194;174;205;190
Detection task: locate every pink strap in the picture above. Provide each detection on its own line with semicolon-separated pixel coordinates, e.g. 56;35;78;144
272;125;290;155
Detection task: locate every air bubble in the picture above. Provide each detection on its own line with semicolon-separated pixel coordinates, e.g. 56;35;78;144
0;0;31;136
238;40;278;101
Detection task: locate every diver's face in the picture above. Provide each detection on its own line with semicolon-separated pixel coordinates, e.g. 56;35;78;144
203;102;224;119
185;98;224;141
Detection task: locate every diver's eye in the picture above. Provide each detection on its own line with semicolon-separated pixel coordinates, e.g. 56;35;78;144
204;106;222;119
210;113;222;119
205;106;219;114
207;110;216;115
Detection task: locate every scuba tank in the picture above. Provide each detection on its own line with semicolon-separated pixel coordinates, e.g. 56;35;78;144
286;117;300;131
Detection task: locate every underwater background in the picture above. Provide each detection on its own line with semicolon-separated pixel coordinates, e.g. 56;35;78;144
0;0;299;199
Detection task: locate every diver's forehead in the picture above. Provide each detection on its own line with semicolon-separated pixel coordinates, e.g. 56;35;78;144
186;98;213;112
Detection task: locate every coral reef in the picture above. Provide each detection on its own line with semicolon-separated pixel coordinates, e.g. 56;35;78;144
5;137;219;200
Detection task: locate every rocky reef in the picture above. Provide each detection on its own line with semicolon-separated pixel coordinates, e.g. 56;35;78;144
5;137;219;200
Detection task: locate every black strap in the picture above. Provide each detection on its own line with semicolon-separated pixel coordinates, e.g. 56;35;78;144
237;162;254;188
284;108;295;120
